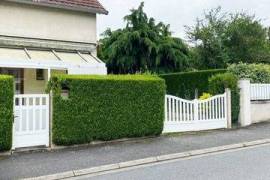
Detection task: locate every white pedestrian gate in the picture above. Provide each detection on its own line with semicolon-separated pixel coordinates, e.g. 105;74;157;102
163;92;230;133
13;94;50;149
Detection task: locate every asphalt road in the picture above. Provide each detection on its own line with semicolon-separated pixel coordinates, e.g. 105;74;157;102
74;144;270;180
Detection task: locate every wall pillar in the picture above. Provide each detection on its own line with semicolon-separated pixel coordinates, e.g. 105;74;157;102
238;79;251;126
225;88;232;129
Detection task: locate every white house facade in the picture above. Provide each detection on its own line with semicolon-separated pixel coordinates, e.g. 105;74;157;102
0;0;108;150
0;0;108;94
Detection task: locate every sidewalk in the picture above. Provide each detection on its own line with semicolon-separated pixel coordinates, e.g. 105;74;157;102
1;121;270;179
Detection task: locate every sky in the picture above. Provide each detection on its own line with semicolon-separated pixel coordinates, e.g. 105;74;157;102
97;0;270;40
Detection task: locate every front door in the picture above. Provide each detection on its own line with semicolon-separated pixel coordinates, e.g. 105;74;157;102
0;68;24;94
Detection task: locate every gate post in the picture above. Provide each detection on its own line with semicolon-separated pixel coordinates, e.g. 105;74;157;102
238;79;251;127
225;88;232;129
194;99;199;121
48;68;53;148
164;95;167;122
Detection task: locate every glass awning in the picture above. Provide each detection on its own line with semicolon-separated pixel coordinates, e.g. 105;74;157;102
0;47;106;71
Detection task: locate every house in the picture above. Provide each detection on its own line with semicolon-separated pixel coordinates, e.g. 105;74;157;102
0;0;108;94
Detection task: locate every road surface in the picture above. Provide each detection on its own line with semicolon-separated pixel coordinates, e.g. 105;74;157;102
71;144;270;180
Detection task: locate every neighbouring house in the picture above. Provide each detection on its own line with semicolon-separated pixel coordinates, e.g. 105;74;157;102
0;0;108;94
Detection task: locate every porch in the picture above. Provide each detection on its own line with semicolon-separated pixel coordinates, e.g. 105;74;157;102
0;47;107;94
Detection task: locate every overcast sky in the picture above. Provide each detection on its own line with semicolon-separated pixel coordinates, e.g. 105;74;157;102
97;0;270;40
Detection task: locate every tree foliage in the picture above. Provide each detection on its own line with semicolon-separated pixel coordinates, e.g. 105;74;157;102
187;7;270;69
187;7;229;69
98;2;190;74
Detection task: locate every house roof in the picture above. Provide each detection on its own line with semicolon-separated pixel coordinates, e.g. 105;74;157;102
7;0;108;14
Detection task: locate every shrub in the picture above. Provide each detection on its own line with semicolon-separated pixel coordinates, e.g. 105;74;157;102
208;73;238;94
199;93;212;100
50;75;166;145
0;75;14;151
160;69;227;99
208;73;239;123
228;63;270;83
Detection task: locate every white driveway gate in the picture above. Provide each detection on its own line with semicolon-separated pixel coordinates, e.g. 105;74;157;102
163;91;230;133
13;94;50;149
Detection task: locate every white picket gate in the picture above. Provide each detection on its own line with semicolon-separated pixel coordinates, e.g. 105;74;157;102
13;94;50;149
163;92;229;133
250;83;270;101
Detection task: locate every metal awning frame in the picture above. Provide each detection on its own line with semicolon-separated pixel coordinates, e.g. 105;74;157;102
0;47;106;70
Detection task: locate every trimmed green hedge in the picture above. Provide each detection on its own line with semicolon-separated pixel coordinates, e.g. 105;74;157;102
208;73;240;123
160;69;227;99
0;75;14;151
50;75;166;145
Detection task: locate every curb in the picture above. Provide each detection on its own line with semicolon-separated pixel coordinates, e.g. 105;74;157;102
23;138;270;180
0;151;11;158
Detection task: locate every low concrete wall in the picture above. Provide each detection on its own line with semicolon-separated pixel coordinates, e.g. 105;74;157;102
239;79;270;126
251;101;270;123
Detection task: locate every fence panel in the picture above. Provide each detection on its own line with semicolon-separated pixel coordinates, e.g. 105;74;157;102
250;83;270;101
164;93;228;133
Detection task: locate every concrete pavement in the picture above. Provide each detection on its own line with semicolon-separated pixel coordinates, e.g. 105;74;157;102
77;143;270;180
1;121;270;179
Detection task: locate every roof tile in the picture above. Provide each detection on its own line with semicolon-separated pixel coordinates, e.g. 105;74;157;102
35;0;108;14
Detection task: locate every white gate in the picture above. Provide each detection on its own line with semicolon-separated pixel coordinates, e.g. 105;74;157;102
163;92;229;133
13;94;50;149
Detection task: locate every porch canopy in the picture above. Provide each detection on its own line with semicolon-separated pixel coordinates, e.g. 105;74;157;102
0;47;107;75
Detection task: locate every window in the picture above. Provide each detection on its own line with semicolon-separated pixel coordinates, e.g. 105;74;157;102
36;69;45;80
0;68;24;94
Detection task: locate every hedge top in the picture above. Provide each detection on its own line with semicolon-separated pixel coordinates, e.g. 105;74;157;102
0;75;13;80
160;69;227;77
52;74;164;82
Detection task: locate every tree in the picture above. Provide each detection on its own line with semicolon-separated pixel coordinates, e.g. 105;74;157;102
98;2;190;74
187;7;270;69
186;7;230;69
225;13;270;63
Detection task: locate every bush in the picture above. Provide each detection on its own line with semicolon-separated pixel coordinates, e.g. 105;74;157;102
199;93;212;100
208;73;239;123
208;73;238;94
228;63;270;83
50;75;166;145
160;69;227;99
0;75;14;151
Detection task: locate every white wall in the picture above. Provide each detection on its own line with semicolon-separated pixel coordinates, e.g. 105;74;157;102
251;102;270;123
239;79;270;126
0;1;97;44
